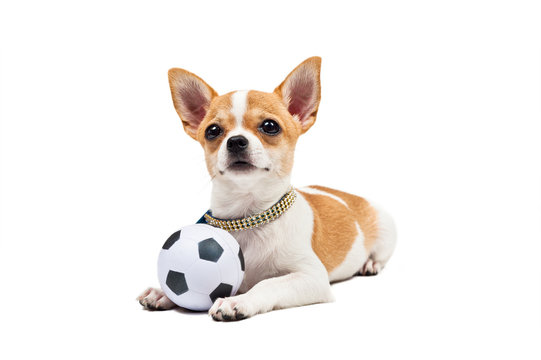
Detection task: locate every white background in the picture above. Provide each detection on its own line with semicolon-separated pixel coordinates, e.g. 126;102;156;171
1;1;540;359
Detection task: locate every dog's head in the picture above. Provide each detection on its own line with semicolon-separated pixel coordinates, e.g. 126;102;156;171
168;57;321;185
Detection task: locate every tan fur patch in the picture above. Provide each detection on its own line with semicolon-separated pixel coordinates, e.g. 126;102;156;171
242;90;301;176
193;92;238;176
309;186;379;254
298;189;359;272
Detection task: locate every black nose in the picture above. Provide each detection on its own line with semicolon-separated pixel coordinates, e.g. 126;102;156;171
227;135;249;153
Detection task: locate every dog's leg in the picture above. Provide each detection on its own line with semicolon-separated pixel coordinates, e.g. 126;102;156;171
137;287;178;311
209;270;333;321
359;206;397;276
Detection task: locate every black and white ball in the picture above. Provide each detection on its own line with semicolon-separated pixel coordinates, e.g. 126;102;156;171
157;224;245;311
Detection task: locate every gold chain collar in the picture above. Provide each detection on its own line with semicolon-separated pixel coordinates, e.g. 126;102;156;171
204;189;297;231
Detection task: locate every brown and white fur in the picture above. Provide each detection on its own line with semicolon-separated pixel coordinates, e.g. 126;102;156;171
137;57;397;321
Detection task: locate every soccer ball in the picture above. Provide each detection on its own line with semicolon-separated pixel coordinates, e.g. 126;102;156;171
157;224;245;311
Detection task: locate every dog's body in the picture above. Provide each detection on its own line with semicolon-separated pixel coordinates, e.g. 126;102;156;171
138;57;396;320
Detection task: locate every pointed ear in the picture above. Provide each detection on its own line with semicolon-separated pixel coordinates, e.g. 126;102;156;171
274;57;321;133
168;68;218;139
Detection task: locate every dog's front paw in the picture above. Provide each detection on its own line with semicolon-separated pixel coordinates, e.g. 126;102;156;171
209;295;254;321
137;287;177;311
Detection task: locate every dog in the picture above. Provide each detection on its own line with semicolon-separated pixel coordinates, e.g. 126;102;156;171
137;57;397;321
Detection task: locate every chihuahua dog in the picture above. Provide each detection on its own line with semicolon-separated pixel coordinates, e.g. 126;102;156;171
137;57;396;321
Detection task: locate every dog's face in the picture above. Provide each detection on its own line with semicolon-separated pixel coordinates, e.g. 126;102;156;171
168;57;321;185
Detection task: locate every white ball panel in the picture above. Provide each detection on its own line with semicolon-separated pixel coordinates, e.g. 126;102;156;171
216;252;242;295
158;238;197;271
175;290;213;311
208;226;244;294
180;223;217;241
209;226;240;253
185;260;222;294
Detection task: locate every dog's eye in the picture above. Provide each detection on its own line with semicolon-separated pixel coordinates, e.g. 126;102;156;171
258;119;281;136
205;124;223;140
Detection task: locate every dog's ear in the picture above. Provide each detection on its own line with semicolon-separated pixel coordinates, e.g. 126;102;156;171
168;68;218;139
274;57;321;134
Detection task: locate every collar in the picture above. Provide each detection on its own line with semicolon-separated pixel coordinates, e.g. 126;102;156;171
202;189;297;232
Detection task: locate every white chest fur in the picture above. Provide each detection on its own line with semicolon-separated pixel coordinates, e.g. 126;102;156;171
223;194;321;293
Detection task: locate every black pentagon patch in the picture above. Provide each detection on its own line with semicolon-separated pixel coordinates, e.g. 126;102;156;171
209;283;233;303
166;270;188;295
238;248;245;271
198;238;223;262
162;230;181;249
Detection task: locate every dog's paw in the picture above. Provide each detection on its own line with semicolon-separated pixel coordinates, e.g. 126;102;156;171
137;287;177;311
208;295;253;321
359;258;382;276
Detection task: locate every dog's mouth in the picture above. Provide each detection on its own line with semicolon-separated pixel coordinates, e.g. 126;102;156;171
227;160;257;172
